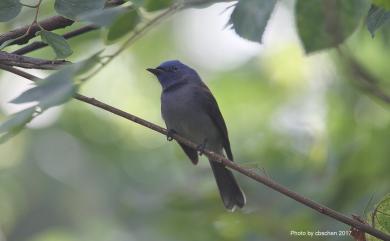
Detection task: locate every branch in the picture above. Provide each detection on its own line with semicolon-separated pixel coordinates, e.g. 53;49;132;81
12;25;98;55
0;51;69;69
1;65;389;241
0;16;74;46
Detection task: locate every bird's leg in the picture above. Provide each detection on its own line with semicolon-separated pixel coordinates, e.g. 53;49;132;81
166;129;177;141
197;138;208;156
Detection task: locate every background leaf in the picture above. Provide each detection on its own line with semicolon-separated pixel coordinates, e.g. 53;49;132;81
39;30;73;59
79;6;128;27
0;0;21;22
106;9;140;43
54;0;106;20
228;0;276;43
295;0;370;53
366;5;390;38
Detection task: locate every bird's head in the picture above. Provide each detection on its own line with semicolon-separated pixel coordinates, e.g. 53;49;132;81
147;60;200;89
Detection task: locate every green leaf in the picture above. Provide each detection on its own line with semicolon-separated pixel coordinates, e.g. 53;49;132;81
39;30;73;59
295;0;370;53
10;53;101;109
366;5;390;38
79;6;128;27
11;69;77;109
54;0;106;20
106;9;140;43
374;194;390;233
0;107;35;144
373;0;390;10
0;0;22;22
228;0;276;43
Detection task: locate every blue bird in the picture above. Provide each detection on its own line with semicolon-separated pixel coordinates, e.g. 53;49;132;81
147;60;246;210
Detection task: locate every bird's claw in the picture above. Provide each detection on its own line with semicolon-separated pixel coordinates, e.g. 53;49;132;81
197;139;208;156
166;129;176;141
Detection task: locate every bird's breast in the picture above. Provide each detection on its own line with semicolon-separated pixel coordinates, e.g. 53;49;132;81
161;85;221;148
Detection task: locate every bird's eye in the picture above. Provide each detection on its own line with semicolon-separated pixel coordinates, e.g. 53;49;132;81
171;66;178;72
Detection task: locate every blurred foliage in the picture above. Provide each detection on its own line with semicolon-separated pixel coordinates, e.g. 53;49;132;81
0;0;390;241
295;0;370;53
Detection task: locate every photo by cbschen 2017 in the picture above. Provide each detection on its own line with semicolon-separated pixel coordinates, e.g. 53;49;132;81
0;0;389;241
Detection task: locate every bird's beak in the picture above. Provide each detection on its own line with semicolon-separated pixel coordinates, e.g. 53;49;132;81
146;67;163;76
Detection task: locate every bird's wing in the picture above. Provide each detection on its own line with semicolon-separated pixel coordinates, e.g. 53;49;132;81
196;82;234;161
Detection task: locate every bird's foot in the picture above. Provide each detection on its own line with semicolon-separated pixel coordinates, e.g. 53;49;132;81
197;139;208;156
166;129;176;141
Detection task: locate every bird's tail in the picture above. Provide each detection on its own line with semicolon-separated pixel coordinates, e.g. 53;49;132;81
209;159;246;211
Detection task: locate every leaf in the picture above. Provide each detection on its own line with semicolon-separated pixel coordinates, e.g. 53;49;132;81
374;194;390;233
0;107;35;144
54;0;106;20
228;0;276;43
10;52;101;109
11;69;77;109
366;5;390;38
79;6;128;27
106;9;140;43
39;30;73;59
0;0;21;22
295;0;370;53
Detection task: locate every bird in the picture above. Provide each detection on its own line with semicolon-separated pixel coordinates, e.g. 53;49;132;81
147;60;245;211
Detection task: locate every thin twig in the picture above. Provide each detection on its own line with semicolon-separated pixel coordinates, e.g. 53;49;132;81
0;65;389;241
13;25;98;55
